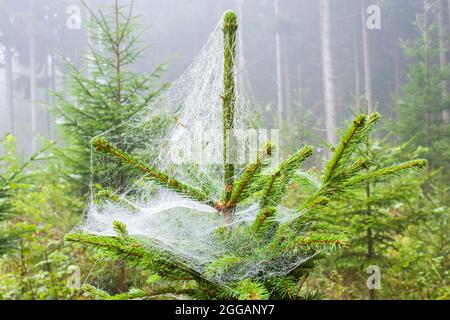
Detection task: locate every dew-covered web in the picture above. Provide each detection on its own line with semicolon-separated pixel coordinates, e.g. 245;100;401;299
75;16;314;286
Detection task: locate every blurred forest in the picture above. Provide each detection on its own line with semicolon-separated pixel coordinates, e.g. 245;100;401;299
0;0;448;300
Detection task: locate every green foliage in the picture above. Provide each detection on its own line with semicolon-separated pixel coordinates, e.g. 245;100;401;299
0;137;83;299
51;0;167;191
370;10;450;300
70;111;425;300
0;135;52;255
222;10;239;211
64;10;427;301
0;136;148;299
235;279;269;300
382;169;449;300
323;113;379;183
392;13;450;169
0;135;18;255
92;137;215;208
308;14;449;299
319;133;426;298
229;142;273;205
82;270;197;300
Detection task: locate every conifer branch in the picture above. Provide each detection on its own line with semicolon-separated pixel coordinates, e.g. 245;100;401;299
95;184;139;212
251;146;312;236
252;207;276;235
185;164;219;200
343;157;370;177
229;143;273;206
92;137;215;207
291;172;321;194
281;234;346;255
83;281;197;300
259;146;313;209
342;159;428;189
324;113;379;183
65;232;198;280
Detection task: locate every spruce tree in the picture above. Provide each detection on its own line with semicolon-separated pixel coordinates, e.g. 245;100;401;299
66;10;427;300
52;0;167;190
1;135;26;254
392;6;450;169
323;130;425;299
387;168;449;299
0;135;52;254
0;172;14;255
385;5;449;299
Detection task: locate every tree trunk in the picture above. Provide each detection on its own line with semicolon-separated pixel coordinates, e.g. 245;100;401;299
297;65;306;140
353;2;362;113
297;65;303;109
319;0;337;145
438;0;449;123
448;0;450;43
423;0;432;147
114;0;121;104
118;262;127;293
44;55;52;139
237;0;244;87
274;0;285;126
361;0;373;112
84;0;96;74
393;41;402;98
282;35;292;117
365;128;375;300
50;54;57;139
4;47;14;135
29;20;38;153
222;12;238;219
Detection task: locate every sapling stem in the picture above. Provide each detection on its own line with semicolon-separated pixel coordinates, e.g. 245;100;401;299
221;10;238;221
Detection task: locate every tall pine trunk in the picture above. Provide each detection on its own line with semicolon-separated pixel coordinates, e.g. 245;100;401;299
274;0;284;126
44;55;52;139
29;19;38;153
353;2;362;112
423;0;432;147
297;65;306;140
4;47;14;135
50;54;57;140
438;0;449;123
361;0;373;111
319;0;337;145
393;41;402;98
282;36;292;117
236;0;252;95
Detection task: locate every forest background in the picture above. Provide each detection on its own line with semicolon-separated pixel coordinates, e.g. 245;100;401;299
0;0;448;300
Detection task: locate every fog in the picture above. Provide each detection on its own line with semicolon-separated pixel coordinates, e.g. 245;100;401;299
0;0;440;154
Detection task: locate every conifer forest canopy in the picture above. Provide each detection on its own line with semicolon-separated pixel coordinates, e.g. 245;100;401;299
0;0;448;302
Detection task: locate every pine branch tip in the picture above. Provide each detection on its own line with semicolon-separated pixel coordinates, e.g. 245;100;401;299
223;10;238;28
410;159;428;169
